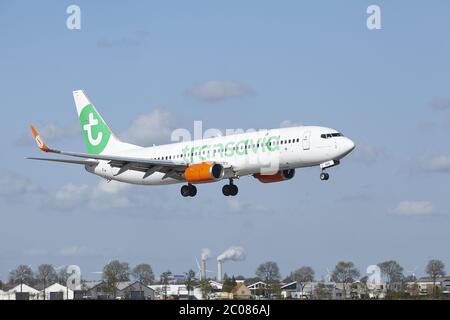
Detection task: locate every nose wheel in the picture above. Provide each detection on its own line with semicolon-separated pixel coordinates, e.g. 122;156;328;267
320;172;330;181
181;184;197;197
222;179;238;196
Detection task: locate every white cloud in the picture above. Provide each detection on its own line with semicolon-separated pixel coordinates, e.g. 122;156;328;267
0;171;40;197
390;201;434;216
53;183;90;209
50;180;131;211
420;155;450;172
226;198;271;215
120;109;174;146
90;180;131;210
186;80;254;102
16;122;79;146
59;245;97;257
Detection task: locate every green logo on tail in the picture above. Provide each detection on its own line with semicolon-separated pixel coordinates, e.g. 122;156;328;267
79;104;111;154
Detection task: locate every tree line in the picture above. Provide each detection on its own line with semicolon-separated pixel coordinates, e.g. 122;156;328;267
2;258;447;299
247;258;447;298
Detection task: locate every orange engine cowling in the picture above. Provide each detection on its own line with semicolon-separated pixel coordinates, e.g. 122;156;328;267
184;162;224;184
253;169;295;183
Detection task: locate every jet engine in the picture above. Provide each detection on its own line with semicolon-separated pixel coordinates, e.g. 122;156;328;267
184;162;224;183
253;169;295;183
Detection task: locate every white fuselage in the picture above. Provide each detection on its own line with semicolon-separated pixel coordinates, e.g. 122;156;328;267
86;126;355;185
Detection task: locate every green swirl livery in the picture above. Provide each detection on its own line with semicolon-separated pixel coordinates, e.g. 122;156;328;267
79;104;111;154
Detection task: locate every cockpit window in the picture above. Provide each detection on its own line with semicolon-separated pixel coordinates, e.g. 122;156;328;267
321;132;343;139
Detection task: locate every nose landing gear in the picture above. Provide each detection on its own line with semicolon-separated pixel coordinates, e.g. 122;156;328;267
320;172;330;181
222;179;238;196
320;160;339;181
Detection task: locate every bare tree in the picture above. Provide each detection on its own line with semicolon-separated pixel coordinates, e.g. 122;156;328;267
200;279;213;299
37;264;57;300
160;270;172;300
293;266;315;298
102;260;130;298
9;265;34;292
377;260;404;293
255;261;281;298
57;267;70;286
425;259;446;296
331;261;360;299
184;269;196;299
313;282;333;300
132;263;154;285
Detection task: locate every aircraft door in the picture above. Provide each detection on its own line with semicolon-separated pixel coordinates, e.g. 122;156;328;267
302;131;311;150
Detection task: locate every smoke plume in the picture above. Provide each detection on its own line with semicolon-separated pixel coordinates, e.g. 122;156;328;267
201;248;211;261
217;246;246;262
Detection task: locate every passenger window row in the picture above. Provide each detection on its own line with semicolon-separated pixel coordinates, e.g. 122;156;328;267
150;137;302;161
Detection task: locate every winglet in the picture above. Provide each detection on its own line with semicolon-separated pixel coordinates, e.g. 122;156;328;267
30;125;51;152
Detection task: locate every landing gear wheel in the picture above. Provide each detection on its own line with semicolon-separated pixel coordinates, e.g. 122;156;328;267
188;184;197;197
222;182;238;196
230;184;238;196
222;184;231;196
320;172;330;181
181;185;190;197
181;184;197;197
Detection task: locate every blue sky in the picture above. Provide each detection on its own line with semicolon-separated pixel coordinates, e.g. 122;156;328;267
1;0;450;282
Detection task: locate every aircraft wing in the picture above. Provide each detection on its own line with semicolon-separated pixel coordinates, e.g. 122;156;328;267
28;125;187;179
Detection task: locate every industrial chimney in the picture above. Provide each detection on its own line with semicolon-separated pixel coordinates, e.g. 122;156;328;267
217;260;223;283
201;259;207;281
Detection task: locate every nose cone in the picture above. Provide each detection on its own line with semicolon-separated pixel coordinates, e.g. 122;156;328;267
340;138;356;157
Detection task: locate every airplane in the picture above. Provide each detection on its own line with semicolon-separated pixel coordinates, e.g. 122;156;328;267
28;90;356;197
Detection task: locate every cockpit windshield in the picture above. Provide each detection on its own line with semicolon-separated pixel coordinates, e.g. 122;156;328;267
320;132;343;139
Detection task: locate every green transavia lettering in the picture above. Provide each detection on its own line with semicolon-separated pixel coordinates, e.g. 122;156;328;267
181;135;280;163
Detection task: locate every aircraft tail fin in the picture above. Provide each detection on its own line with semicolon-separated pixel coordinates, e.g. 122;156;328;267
72;90;140;155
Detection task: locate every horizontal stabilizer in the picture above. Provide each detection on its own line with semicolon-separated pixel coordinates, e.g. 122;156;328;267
26;157;99;166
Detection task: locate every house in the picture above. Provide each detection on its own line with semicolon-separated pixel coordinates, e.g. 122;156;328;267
150;284;192;300
84;281;155;300
404;281;420;297
41;283;74;300
417;276;450;295
281;281;298;299
247;281;267;298
194;280;223;300
216;291;234;299
441;278;450;294
116;281;155;300
332;283;347;299
280;281;316;299
82;281;105;299
312;282;337;299
208;280;223;291
2;284;40;300
232;283;251;300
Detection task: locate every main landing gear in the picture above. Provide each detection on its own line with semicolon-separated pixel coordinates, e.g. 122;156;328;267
181;180;239;197
181;183;197;197
222;179;238;196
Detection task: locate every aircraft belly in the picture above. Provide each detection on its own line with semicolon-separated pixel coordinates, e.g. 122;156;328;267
95;167;183;186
